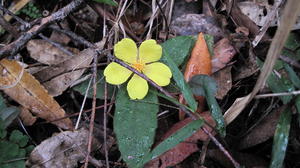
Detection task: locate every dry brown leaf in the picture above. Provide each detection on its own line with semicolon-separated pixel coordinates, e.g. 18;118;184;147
0;59;73;130
207;149;268;168
27;39;80;65
19;107;37;126
33;41;105;97
28;128;100;168
239;106;283;149
145;112;216;168
212;66;232;99
211;38;236;73
224;0;300;125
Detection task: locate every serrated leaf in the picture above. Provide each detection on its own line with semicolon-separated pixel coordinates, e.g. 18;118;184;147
93;0;118;6
114;86;158;168
0;107;20;128
9;130;28;148
162;49;197;112
257;59;294;104
189;75;225;136
141;119;204;166
161;36;195;66
73;72;114;99
269;107;291;168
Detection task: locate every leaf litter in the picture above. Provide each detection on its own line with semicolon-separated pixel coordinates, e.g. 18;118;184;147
1;0;300;167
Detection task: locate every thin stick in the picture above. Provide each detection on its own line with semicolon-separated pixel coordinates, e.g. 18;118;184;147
255;90;300;98
104;82;110;168
201;127;240;168
0;0;85;59
75;76;92;129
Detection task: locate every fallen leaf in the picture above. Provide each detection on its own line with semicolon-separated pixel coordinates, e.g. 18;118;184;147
19;107;36;126
28;128;100;168
34;41;105;97
27;39;80;65
145;112;215;168
239;106;283;149
211;38;236;73
212;66;232;99
0;59;73;130
207;149;268;168
179;33;212;119
171;14;224;41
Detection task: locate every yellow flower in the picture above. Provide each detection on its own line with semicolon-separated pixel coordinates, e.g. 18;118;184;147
104;38;172;99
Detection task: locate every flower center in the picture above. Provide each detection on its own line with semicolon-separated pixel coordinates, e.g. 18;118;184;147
132;62;145;72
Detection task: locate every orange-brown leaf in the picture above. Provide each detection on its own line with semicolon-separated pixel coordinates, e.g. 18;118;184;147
179;33;212;119
0;59;73;130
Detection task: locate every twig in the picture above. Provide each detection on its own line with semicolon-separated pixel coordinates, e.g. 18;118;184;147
0;0;85;59
75;76;92;129
104;81;110;168
201;127;240;168
255;90;300;98
84;51;98;168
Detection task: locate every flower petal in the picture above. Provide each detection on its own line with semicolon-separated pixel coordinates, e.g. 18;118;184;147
104;62;132;85
127;74;148;99
139;39;162;63
143;62;172;86
114;38;137;63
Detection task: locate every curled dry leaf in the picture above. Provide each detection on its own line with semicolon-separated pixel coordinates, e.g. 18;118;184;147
28;128;100;168
145;112;216;168
0;59;73;130
33;41;105;97
211;38;236;73
27;39;80;65
179;33;212;119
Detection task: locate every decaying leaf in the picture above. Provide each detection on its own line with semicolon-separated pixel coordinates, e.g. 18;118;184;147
212;66;232;99
27;39;80;65
19;107;37;126
239;106;283;149
0;59;73;130
211;38;236;73
179;33;212;119
34;41;105;97
145;112;215;168
28;128;100;168
171;14;224;41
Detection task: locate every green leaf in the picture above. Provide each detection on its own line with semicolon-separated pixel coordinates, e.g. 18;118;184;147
203;34;214;57
269;107;291;168
93;0;118;6
161;36;195;67
114;86;159;168
141;119;204;166
73;72;115;99
257;59;294;104
0;95;6;110
295;96;300;127
0;120;7;139
189;75;226;136
0;107;20;129
9;130;28;148
283;63;300;89
162;49;197;112
282;32;300;61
